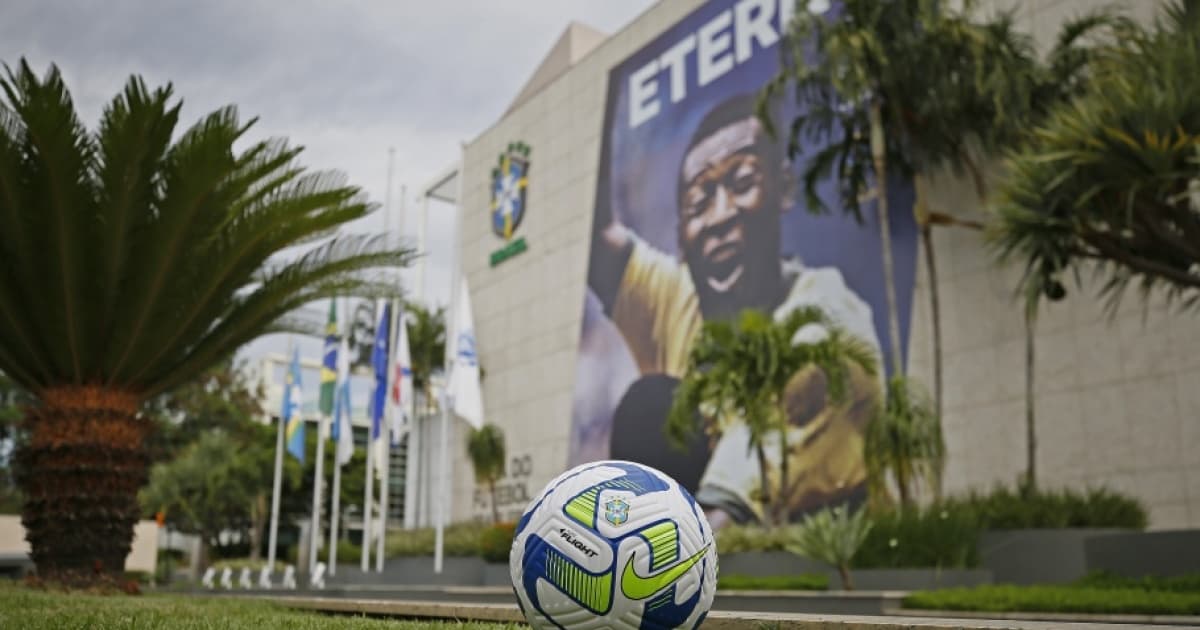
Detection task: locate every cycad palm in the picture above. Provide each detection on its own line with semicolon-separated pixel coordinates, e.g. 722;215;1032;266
0;60;412;584
667;307;877;527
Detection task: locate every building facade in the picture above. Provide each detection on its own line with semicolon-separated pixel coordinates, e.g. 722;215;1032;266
422;0;1198;531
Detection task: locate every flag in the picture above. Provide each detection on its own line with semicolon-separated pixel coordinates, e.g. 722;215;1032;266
390;309;413;446
331;337;354;466
449;278;484;429
370;301;391;443
319;300;338;416
283;347;305;463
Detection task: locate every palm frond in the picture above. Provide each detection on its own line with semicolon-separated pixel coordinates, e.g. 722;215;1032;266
0;61;412;398
1;60;97;383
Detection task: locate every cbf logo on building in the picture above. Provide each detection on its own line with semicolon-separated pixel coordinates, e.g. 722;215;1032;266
489;142;531;267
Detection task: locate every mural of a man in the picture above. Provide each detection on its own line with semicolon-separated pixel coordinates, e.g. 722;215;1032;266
588;93;884;527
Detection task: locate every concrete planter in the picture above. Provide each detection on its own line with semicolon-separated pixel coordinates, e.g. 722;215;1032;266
713;590;905;615
845;568;991;591
329;556;486;586
483;563;511;586
1084;529;1200;578
716;551;827;577
717;552;990;591
979;528;1132;585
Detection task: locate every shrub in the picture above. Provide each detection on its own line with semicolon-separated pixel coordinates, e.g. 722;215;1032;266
1075;571;1200;593
903;585;1200;615
715;524;792;554
208;558;285;573
717;573;829;591
383;522;489;558
122;570;152;585
855;503;980;569
952;485;1147;529
785;505;872;589
319;540;360;565
480;522;517;563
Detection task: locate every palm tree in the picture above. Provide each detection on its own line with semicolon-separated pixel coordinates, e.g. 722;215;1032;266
761;0;1121;495
405;302;445;416
991;0;1200;311
0;60;413;585
864;376;943;508
666;307;877;527
466;423;506;524
991;2;1200;489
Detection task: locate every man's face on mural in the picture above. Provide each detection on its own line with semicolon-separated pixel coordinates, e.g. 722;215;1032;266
678;116;779;300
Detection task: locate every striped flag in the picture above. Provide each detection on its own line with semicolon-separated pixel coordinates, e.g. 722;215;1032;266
319;300;338;416
283;347;305;463
390;309;413;445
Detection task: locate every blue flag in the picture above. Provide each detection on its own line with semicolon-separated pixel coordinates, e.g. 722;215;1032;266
283;347;305;463
370;301;391;442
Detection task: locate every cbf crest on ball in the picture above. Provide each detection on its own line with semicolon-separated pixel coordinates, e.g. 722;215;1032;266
510;461;717;630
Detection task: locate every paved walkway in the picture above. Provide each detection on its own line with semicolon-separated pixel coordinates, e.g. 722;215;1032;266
252;595;1200;629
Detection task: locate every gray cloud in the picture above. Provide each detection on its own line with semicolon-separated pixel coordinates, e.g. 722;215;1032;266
2;0;653;364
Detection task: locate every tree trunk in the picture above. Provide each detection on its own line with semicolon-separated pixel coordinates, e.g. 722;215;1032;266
755;441;773;528
14;386;149;586
921;223;943;424
921;222;945;500
249;492;267;562
197;536;211;574
777;422;789;526
1024;309;1037;493
870;102;904;378
489;478;500;524
838;563;855;591
895;463;912;509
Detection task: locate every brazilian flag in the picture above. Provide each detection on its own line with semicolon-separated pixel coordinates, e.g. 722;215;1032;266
319;299;338;416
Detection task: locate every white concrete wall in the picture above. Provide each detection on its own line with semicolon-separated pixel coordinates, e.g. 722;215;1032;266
900;0;1200;530
451;0;712;523
448;0;1199;529
0;515;159;572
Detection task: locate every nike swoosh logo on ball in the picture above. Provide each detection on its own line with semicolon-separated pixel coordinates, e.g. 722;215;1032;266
619;545;709;600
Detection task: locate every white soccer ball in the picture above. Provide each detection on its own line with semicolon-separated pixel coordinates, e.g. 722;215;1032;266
510;460;718;630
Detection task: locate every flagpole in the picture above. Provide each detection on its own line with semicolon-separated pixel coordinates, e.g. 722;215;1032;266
375;183;407;570
307;412;327;580
328;298;351;577
405;187;427;531
266;338;293;583
328;432;342;575
361;384;374;573
376;297;401;572
435;144;466;574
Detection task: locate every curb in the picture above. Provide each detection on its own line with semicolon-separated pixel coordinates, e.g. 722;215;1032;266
263;595;1193;629
892;608;1200;627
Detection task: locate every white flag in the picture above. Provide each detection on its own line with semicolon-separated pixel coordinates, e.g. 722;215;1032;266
390;309;414;446
449;278;484;429
333;338;354;466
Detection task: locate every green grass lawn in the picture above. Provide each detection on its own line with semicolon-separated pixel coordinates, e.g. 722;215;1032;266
903;584;1200;616
0;583;522;630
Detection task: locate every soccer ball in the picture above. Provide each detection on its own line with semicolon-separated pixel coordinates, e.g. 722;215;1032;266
510;460;717;630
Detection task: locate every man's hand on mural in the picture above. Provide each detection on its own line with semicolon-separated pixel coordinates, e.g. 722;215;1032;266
693;360;880;526
776;360;879;517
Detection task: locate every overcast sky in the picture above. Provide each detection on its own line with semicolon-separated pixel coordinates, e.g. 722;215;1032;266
1;0;654;373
